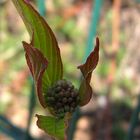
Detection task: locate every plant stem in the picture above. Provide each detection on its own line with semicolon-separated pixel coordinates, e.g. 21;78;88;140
24;79;36;140
126;94;140;140
85;0;103;59
36;0;46;16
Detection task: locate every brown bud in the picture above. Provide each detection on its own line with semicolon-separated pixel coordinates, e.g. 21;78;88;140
55;86;61;92
64;106;70;112
46;79;79;117
71;92;77;98
56;102;62;108
62;97;67;103
68;97;73;103
65;91;71;97
59;92;65;97
54;94;59;99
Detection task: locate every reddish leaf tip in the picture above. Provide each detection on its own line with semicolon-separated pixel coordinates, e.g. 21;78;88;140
77;37;99;72
22;41;48;108
77;37;100;106
95;37;99;47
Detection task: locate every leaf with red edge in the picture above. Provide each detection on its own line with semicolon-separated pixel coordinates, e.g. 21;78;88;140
23;41;48;107
78;37;99;106
12;0;63;102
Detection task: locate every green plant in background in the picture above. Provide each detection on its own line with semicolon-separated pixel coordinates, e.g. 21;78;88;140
12;0;99;139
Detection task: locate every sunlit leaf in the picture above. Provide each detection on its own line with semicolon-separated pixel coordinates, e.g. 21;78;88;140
36;115;65;140
23;41;48;107
12;0;63;102
78;37;99;106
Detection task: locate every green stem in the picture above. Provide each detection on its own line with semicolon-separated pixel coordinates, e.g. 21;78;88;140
85;0;103;60
126;94;140;140
36;0;46;16
24;79;36;140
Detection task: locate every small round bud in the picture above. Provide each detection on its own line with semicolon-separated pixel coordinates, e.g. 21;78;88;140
68;97;73;103
71;92;77;98
54;94;59;99
67;87;71;92
56;102;62;108
59;92;65;97
65;91;71;97
62;81;68;89
64;106;70;112
55;86;61;92
62;97;67;103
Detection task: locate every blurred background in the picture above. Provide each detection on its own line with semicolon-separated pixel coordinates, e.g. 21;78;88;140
0;0;140;140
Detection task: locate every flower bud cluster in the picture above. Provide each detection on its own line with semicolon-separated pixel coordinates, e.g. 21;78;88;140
46;80;80;118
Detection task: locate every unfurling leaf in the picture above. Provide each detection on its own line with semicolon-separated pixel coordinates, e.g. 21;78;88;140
36;115;65;140
12;0;63;102
23;42;48;107
78;37;99;106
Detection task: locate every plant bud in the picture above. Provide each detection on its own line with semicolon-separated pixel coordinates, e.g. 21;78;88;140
71;92;77;98
65;91;71;97
45;79;80;117
64;106;69;112
62;97;67;103
54;94;59;99
55;86;61;92
56;102;62;108
68;97;73;103
59;92;65;97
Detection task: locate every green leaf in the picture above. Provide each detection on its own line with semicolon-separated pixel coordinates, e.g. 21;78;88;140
23;42;48;107
78;37;99;106
36;115;65;140
12;0;63;99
